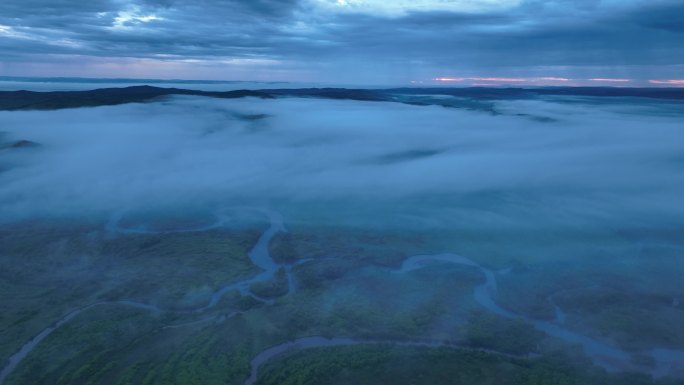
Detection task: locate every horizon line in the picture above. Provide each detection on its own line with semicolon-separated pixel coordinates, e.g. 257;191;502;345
1;75;684;90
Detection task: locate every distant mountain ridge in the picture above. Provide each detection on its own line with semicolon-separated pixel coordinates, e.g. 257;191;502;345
0;85;682;111
0;86;271;111
0;76;281;84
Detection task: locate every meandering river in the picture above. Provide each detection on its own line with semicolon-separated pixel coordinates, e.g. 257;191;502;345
2;211;683;385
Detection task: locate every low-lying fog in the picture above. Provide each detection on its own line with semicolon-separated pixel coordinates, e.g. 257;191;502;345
0;95;682;238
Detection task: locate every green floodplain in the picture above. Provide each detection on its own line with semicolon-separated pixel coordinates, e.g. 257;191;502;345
1;207;683;385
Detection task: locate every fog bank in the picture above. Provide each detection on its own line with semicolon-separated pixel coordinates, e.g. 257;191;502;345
0;95;682;235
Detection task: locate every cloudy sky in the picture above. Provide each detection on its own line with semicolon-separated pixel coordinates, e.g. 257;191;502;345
1;0;683;85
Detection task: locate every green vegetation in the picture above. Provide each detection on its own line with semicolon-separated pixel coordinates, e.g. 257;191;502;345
98;229;261;306
269;225;430;267
250;268;289;299
2;218;684;384
255;345;681;385
257;262;482;341
0;220;260;367
117;209;219;232
465;310;545;355
495;245;684;351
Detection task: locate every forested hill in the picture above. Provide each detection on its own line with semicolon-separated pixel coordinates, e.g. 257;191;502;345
0;85;682;111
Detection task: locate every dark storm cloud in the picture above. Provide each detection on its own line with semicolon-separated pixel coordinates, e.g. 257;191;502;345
0;0;301;59
627;1;684;32
0;0;683;81
301;1;684;68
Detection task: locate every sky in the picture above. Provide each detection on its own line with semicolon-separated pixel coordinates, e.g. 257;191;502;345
0;0;683;85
